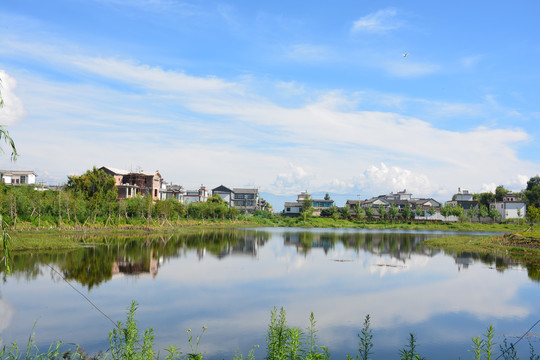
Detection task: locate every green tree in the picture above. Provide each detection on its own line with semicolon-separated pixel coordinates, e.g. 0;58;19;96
341;206;350;220
388;205;399;220
495;185;509;201
353;203;364;219
524;176;540;208
300;195;313;220
377;204;386;220
488;206;501;223
402;204;412;220
475;192;495;208
365;206;374;220
468;205;479;222
451;204;464;218
324;193;331;201
414;207;424;218
440;204;453;218
65;166;118;222
526;205;539;229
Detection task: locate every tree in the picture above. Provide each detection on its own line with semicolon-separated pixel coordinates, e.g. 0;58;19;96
353;203;364;219
524;176;540;208
324;193;331;201
65;167;118;222
475;192;495;208
388;205;399;220
488;206;501;223
340;206;350;220
468;205;479;222
495;185;509;201
402;204;412;220
300;195;313;220
365;206;374;220
526;205;539;229
414;207;424;218
440;204;453;218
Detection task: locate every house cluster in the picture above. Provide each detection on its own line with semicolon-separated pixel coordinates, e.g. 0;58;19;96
0;167;528;220
99;167;263;212
282;188;528;221
345;189;441;215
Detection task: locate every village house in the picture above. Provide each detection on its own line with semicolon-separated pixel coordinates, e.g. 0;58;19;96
159;182;184;202
211;185;260;212
446;188;479;213
0;169;38;186
100;166;163;201
183;185;209;205
282;190;334;216
490;192;527;220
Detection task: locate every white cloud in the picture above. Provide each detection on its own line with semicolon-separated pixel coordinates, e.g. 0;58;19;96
354;163;438;198
351;8;402;33
0;70;26;125
1;38;537;200
270;163;312;195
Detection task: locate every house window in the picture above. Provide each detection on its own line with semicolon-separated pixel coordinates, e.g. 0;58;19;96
154;189;158;197
21;176;26;184
287;207;291;212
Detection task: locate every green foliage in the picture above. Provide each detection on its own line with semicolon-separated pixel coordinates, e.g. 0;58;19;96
365;207;374;220
340;207;351;220
470;325;495;360
109;301;156;360
265;307;329;360
66;167;118;218
402;204;412;220
388;205;399;220
357;315;374;360
527;206;539;228
488;207;501;223
301;196;314;220
440;204;453;218
399;333;425;360
525;176;540;208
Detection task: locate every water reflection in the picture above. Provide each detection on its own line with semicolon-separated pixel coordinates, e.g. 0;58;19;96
2;229;539;286
1;228;540;360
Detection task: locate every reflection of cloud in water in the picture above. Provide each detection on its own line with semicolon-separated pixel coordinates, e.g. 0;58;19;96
0;299;15;339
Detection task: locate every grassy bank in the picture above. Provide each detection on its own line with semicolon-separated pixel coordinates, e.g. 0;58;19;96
2;216;536;252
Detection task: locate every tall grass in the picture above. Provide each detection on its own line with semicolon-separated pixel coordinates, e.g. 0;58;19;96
1;304;538;360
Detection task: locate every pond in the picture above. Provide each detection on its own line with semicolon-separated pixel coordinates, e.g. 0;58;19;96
1;228;539;360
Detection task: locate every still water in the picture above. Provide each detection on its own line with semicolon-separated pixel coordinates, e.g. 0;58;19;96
1;228;539;360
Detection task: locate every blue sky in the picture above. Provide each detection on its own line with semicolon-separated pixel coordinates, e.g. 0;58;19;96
1;0;539;207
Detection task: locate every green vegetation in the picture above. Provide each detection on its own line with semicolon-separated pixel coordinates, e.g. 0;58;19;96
1;303;538;360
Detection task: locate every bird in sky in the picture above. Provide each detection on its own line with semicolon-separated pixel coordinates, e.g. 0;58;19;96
402;52;408;58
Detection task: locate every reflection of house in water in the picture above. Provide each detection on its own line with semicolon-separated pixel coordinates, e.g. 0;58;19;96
455;254;474;271
216;238;259;259
284;233;333;254
194;231;268;260
284;231;441;260
112;256;160;278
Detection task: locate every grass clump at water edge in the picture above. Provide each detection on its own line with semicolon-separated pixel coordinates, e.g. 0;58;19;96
1;302;539;360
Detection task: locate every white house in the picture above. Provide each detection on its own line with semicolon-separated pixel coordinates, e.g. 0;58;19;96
490;193;527;220
0;170;37;185
183;185;209;205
